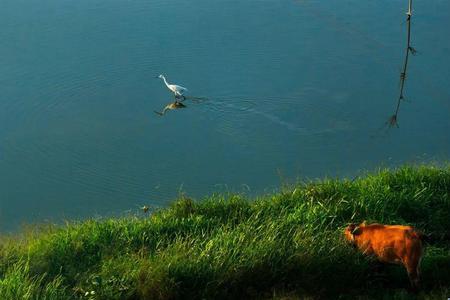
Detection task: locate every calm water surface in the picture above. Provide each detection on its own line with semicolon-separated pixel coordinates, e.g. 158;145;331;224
1;0;449;231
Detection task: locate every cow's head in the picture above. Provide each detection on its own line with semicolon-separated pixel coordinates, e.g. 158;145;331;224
344;223;363;243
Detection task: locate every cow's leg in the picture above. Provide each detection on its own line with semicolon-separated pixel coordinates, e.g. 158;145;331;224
403;238;423;292
405;259;420;292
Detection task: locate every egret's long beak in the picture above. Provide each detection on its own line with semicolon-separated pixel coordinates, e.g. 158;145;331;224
155;76;159;79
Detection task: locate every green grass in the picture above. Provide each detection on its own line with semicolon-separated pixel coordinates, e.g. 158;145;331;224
1;165;449;299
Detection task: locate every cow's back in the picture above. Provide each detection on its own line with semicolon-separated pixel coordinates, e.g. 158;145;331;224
356;224;422;264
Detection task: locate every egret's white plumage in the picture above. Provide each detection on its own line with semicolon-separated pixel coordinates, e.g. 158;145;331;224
158;74;188;99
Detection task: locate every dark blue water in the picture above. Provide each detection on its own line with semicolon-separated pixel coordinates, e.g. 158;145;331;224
1;0;449;231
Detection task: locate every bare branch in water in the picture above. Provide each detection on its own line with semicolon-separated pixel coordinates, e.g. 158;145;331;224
389;0;415;128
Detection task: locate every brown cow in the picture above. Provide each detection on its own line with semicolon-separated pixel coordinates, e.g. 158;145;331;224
344;223;424;290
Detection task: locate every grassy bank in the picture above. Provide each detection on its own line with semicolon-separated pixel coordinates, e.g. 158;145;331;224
1;165;449;299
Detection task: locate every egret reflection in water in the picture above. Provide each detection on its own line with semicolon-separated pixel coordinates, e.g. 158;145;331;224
153;96;208;116
154;101;186;116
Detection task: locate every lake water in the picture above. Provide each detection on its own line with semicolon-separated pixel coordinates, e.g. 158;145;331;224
1;0;449;231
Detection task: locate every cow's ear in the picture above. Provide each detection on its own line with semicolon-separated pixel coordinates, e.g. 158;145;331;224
352;226;362;236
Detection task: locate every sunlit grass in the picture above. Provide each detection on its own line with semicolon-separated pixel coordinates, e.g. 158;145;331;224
1;165;449;299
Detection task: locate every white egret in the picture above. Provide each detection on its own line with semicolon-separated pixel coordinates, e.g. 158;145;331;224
157;74;188;100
